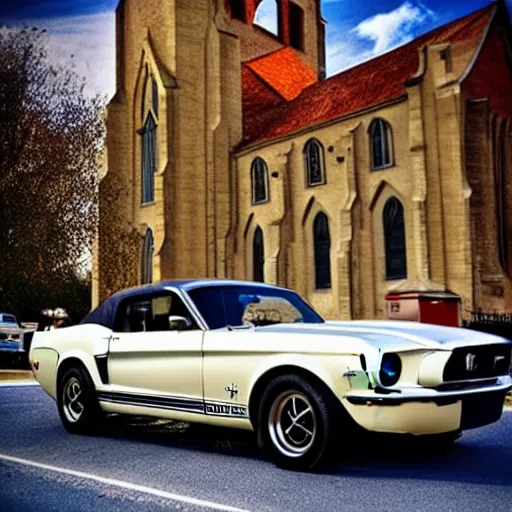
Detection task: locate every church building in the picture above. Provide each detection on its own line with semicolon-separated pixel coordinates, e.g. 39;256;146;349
95;0;512;321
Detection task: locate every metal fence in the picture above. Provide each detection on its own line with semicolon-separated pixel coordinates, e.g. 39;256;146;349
463;311;512;340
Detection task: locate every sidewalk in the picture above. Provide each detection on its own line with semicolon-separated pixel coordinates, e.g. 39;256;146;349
0;369;38;387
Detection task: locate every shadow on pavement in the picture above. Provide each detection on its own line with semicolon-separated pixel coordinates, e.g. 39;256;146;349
98;413;512;487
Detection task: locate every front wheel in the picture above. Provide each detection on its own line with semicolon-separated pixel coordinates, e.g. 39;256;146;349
57;366;103;434
257;375;340;471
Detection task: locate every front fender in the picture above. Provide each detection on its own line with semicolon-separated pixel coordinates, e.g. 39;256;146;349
247;352;366;407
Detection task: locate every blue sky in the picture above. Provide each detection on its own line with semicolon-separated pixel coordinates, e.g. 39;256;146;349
0;0;510;97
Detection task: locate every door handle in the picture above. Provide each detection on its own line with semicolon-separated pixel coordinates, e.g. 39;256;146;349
102;335;120;342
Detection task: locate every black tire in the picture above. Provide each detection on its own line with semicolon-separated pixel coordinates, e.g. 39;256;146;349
257;374;340;471
57;366;103;434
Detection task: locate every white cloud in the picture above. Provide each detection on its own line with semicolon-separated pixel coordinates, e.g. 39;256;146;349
352;1;435;54
4;11;116;99
326;38;373;76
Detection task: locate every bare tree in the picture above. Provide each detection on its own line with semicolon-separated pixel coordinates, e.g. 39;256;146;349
0;27;105;321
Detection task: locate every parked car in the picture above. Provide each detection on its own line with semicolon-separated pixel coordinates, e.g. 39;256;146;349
0;312;19;330
29;280;512;470
0;312;26;366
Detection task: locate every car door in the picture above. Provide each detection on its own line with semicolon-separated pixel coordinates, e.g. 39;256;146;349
193;285;264;420
106;290;204;412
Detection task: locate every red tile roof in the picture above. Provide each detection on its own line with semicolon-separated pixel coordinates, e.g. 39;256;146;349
241;65;284;131
244;47;318;101
241;3;496;147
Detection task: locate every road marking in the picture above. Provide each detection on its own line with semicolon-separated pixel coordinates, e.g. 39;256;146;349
0;381;39;387
0;453;249;512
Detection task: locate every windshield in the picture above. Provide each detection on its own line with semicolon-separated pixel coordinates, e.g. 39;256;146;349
1;315;16;324
187;285;324;330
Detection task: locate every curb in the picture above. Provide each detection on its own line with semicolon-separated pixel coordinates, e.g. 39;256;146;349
0;381;39;387
0;370;35;384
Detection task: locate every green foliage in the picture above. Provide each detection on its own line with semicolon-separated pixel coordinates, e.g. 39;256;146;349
0;27;105;322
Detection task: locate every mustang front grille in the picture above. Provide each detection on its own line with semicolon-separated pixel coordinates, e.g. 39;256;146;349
443;344;512;382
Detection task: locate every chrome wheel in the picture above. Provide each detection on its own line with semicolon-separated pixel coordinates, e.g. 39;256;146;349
62;377;84;423
268;391;317;458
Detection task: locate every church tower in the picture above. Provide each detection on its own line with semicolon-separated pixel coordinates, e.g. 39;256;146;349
97;0;326;301
98;0;246;299
225;0;326;79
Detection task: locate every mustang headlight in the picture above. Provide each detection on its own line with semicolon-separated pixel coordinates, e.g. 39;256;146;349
379;353;402;386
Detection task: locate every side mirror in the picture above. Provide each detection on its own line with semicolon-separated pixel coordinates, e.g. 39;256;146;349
168;315;192;331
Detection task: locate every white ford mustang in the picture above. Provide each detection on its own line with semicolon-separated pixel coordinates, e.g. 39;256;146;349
30;279;512;470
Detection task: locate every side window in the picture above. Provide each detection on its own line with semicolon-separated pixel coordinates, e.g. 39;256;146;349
187;287;226;330
221;286;309;327
117;293;197;332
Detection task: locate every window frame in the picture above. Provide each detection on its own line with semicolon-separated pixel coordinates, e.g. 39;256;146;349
313;212;332;290
382;196;407;281
141;228;154;284
251;157;270;205
304;138;326;187
370;118;394;171
253;226;265;283
114;290;199;333
140;112;158;205
253;0;279;37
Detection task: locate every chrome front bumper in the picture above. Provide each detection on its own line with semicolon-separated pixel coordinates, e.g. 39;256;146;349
344;375;512;406
342;375;512;435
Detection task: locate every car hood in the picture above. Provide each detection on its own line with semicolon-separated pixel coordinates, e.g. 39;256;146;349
256;320;511;352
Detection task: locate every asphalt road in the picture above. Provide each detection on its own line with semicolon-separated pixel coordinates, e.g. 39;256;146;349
0;386;511;512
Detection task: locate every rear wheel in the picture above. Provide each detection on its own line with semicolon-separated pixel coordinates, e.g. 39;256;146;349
257;375;340;471
57;366;103;434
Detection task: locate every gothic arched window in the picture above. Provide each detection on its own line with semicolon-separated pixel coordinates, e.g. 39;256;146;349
383;197;407;280
313;212;331;290
254;0;278;36
141;113;157;204
139;73;159;205
142;228;154;284
304;138;326;187
253;226;265;282
370;118;393;170
251;157;269;205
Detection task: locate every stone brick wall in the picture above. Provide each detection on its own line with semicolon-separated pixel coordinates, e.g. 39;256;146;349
98;0;512;323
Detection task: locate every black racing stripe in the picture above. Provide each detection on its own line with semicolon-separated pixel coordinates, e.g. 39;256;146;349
97;392;204;412
106;391;203;403
97;391;249;418
99;396;205;414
